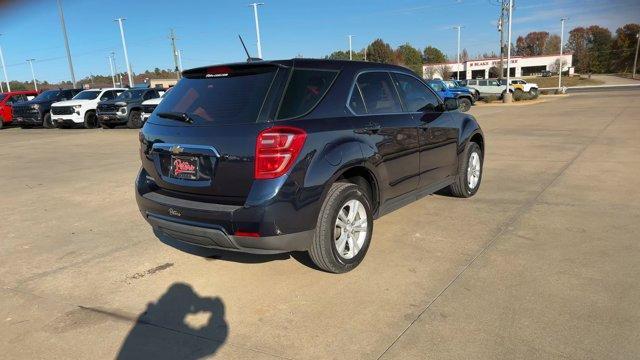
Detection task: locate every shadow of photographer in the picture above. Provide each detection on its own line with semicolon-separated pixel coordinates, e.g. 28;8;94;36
116;283;228;360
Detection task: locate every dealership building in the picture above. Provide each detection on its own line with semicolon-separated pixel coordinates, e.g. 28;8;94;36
423;54;574;79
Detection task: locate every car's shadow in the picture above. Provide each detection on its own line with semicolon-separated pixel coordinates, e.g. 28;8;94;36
154;229;319;270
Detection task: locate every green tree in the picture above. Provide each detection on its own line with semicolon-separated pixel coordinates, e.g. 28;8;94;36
395;43;423;74
586;25;613;73
326;50;350;60
611;23;640;73
423;46;446;63
567;27;590;73
366;39;394;64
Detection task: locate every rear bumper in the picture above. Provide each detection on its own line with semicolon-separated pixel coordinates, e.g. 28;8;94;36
135;169;315;253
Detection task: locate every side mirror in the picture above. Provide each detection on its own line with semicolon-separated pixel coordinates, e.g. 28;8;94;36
443;98;459;111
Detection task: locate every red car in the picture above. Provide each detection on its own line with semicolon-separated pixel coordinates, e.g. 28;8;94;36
0;90;39;129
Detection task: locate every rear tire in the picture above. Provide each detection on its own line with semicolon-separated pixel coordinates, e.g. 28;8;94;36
308;182;373;273
458;98;472;112
83;111;98;129
127;110;142;129
42;112;55;128
449;141;483;198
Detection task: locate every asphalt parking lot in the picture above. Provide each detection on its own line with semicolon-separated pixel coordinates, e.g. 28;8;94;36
1;89;639;359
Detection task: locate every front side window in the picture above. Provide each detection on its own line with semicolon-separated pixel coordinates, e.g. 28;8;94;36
353;72;402;115
392;74;440;112
277;69;338;120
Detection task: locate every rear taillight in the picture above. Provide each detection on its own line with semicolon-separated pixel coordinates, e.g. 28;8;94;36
255;126;307;180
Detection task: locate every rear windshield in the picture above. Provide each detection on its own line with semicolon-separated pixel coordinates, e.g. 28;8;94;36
154;65;277;125
277;68;338;120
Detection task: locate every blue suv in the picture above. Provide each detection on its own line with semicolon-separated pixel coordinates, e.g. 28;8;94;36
426;79;474;112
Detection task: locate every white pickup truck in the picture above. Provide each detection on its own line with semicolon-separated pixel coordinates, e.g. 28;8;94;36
51;88;126;128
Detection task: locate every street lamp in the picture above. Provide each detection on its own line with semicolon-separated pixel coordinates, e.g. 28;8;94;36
114;18;134;87
558;18;567;93
503;0;513;103
0;34;10;92
249;3;264;59
348;35;355;60
452;26;464;80
26;59;37;91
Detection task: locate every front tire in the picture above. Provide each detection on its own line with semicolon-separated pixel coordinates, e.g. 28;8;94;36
83;111;98;129
42;112;55;128
458;98;472;112
127;110;142;129
309;182;373;273
449;141;483;198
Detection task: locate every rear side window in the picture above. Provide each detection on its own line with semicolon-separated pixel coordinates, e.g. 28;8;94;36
353;72;402;115
154;65;278;125
277;69;338;120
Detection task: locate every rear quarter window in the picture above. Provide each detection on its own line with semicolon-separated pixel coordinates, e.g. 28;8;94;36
276;68;338;120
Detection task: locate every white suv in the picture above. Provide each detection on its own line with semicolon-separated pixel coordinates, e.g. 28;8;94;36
51;88;126;128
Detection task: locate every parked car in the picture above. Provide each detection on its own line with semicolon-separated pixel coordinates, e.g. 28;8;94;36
12;88;83;128
0;90;38;129
462;79;513;99
96;88;161;129
50;88;126;129
501;78;539;98
141;89;170;123
541;70;552;77
445;80;480;101
136;59;484;273
426;79;474;112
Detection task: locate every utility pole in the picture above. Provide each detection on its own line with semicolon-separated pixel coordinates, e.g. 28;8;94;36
169;29;180;79
453;26;464;80
0;34;10;92
26;59;37;91
558;18;567;92
348;35;354;60
56;0;76;87
497;0;508;79
503;0;513;103
108;54;116;87
114;18;134;87
249;3;264;59
633;31;640;79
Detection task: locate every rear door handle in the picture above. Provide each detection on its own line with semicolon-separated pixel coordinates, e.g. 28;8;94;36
362;123;382;134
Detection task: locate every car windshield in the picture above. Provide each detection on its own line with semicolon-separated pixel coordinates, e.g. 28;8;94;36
33;90;61;101
116;89;146;100
444;81;457;88
428;82;446;91
154;65;277;125
73;90;101;100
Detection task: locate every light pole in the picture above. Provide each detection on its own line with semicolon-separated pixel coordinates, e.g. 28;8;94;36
633;31;640;79
249;3;264;59
0;34;10;92
108;54;116;87
26;59;37;91
169;29;180;79
177;49;184;72
56;0;76;87
503;0;513;103
558;18;567;92
453;25;464;80
348;35;355;60
114;18;134;87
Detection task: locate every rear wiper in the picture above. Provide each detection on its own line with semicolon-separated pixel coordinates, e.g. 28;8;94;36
157;111;194;124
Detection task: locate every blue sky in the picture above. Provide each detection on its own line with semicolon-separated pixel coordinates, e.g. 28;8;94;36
0;0;638;83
